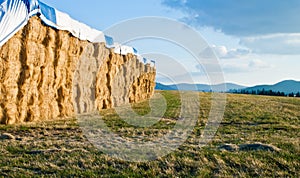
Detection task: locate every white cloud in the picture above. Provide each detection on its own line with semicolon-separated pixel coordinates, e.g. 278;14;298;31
212;45;228;57
211;45;251;59
221;62;249;73
248;59;271;69
220;58;271;74
240;33;300;55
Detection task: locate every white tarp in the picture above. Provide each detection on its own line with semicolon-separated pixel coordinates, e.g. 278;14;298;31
55;10;106;43
0;0;29;46
38;1;108;44
0;0;40;46
114;44;138;56
0;0;155;65
115;45;156;66
0;0;113;47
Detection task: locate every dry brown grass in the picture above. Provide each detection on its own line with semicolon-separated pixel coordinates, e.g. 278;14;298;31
0;91;299;177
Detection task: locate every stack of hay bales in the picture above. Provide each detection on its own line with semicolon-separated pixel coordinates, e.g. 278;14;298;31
0;13;156;124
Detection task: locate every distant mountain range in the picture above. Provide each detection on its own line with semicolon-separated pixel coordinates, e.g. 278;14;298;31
240;80;300;94
155;82;246;92
155;80;300;94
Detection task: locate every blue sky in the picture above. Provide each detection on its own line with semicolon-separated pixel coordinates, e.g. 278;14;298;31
42;0;300;86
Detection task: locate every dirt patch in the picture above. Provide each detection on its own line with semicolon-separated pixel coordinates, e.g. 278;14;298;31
218;142;281;152
0;133;15;140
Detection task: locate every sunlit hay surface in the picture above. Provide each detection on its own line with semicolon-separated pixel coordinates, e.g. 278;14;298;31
0;16;156;125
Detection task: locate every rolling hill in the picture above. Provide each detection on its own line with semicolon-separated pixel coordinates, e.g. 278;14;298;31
155;82;246;92
242;80;300;94
156;80;300;94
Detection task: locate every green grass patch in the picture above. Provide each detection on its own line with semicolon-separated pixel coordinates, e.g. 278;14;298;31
0;91;299;177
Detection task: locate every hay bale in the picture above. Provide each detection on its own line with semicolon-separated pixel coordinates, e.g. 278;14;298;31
0;16;156;124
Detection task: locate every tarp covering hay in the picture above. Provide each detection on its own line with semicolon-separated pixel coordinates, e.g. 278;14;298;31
0;0;112;46
0;2;156;124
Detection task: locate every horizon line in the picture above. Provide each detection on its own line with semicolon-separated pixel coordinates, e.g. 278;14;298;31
156;79;300;87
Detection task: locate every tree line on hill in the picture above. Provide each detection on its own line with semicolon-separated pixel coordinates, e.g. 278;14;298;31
229;89;300;97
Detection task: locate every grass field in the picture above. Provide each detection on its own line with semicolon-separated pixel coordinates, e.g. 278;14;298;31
0;90;299;177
